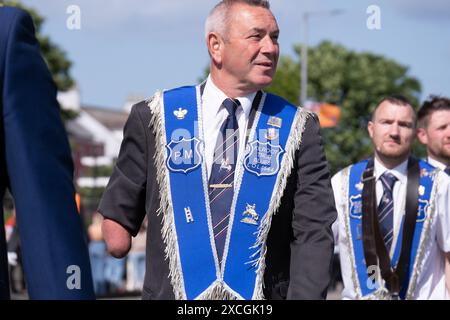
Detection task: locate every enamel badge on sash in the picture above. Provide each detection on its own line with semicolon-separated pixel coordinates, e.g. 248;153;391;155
417;198;429;222
418;185;425;196
267;116;282;128
265;127;279;141
420;168;429;177
244;141;284;176
355;182;364;191
349;195;363;219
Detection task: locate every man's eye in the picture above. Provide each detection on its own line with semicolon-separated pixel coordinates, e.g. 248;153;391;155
399;122;413;128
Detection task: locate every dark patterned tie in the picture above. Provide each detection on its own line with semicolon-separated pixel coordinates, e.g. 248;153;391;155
209;98;240;264
445;167;450;176
378;172;398;251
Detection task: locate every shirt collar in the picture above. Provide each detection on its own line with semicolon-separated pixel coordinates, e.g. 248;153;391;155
374;157;408;184
202;75;256;119
427;157;447;170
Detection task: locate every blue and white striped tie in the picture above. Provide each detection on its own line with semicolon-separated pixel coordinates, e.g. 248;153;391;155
209;98;240;265
378;172;398;251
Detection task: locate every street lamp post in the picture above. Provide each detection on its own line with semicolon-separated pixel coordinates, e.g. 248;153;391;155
300;9;344;106
300;13;309;106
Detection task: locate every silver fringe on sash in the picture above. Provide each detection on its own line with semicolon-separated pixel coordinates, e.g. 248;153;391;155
341;166;364;299
251;106;311;300
148;91;187;300
405;169;440;300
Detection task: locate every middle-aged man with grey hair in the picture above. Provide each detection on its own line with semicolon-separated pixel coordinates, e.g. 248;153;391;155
98;0;337;300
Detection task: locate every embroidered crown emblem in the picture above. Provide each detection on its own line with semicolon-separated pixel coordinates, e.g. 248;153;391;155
174;108;188;120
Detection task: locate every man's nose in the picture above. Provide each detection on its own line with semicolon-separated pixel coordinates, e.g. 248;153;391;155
261;36;278;55
389;123;400;137
444;125;450;139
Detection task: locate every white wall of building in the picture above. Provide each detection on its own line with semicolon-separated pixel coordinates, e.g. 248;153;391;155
76;110;122;159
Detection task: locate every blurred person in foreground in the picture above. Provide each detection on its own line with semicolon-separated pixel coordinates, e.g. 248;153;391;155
0;5;94;299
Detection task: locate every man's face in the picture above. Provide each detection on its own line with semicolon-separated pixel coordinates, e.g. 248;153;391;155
368;101;416;162
417;110;450;164
219;4;279;93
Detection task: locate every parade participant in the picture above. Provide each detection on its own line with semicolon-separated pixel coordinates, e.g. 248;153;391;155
417;95;450;174
332;96;450;299
98;0;336;300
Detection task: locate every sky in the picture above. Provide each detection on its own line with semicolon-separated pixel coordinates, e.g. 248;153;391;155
20;0;450;110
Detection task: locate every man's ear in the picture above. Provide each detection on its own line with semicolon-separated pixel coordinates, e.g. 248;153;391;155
417;127;428;145
368;121;374;139
207;32;223;65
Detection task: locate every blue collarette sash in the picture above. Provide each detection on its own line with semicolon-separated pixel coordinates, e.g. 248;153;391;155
347;159;435;299
159;85;300;299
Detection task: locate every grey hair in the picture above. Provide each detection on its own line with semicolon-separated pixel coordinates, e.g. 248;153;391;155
204;0;270;40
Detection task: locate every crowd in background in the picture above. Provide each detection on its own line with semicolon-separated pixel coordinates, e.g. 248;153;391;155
4;206;147;298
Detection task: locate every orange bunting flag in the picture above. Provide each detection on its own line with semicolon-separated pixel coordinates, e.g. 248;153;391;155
304;101;341;128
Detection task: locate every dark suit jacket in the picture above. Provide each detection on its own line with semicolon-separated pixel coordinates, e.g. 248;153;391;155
99;96;337;299
0;6;94;299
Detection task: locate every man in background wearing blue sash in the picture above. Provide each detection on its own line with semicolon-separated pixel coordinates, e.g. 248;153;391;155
417;96;450;174
417;96;450;295
0;5;94;299
332;96;450;299
98;0;337;300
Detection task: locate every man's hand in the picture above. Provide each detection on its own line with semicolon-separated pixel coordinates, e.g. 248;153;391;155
7;252;18;266
101;216;132;258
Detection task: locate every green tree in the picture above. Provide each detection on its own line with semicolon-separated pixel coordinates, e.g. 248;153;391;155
1;0;77;119
267;41;423;173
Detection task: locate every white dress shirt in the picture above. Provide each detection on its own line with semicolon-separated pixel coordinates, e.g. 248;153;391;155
332;158;450;299
201;76;256;179
428;157;447;171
